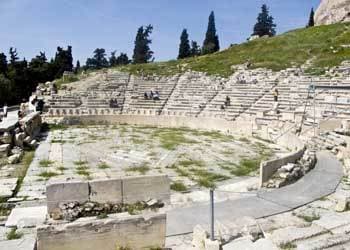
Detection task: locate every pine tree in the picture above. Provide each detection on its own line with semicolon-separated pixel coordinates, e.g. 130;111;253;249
116;53;130;65
202;11;220;55
178;29;191;59
190;41;201;57
252;4;276;37
109;51;118;67
307;8;315;27
9;48;19;65
85;48;109;69
132;25;154;64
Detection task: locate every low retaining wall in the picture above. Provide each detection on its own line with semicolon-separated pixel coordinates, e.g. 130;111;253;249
46;175;170;216
56;114;254;136
260;147;306;187
36;213;166;250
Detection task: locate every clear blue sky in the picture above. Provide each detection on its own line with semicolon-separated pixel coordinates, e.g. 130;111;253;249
0;0;320;64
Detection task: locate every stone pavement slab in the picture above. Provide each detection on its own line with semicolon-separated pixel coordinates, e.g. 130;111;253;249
5;206;47;228
0;235;36;250
0;178;18;199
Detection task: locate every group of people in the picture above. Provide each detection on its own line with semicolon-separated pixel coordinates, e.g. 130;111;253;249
109;98;119;108
221;96;231;110
144;90;160;101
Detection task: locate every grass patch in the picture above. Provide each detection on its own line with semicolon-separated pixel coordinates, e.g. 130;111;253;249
0;204;13;216
39;159;54;168
57;166;67;174
189;168;229;188
76;169;91;177
6;228;23;240
98;162;111;169
38;171;59;179
170;181;188;192
127;163;150;175
280;242;297;249
74;160;88;166
41;123;68;132
152;128;198;150
178;159;205;168
230;158;261;176
51;139;66;144
297;212;320;223
13;150;35;196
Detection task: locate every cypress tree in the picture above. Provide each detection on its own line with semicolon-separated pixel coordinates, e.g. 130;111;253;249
202;11;220;55
75;60;81;73
252;4;276;37
178;29;191;59
0;53;7;75
132;25;154;64
307;8;315;27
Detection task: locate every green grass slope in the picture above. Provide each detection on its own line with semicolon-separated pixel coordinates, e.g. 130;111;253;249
119;23;350;77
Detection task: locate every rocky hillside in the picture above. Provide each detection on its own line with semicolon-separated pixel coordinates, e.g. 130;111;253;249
315;0;350;26
119;23;350;77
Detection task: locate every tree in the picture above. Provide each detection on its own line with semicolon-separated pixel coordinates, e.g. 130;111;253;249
29;52;53;84
0;53;7;75
132;25;154;64
202;11;220;55
0;74;13;105
53;46;73;78
116;53;130;65
190;41;201;57
252;4;276;37
85;48;109;69
307;8;315;27
109;51;118;67
9;48;19;65
75;60;81;73
178;29;191;59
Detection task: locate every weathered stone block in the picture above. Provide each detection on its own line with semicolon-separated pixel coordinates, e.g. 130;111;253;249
0;144;11;158
0;132;12;144
122;175;170;204
192;225;209;249
14;132;25;148
205;239;220;250
46;181;89;215
5;206;47;228
36;213;166;250
89;179;122;203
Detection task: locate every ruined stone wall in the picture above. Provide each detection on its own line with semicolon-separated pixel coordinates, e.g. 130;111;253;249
259;147;306;186
315;0;350;25
46;175;170;216
0;112;41;162
36;213;166;250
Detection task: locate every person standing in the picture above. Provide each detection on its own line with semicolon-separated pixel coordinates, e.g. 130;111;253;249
3;103;8;118
273;89;279;102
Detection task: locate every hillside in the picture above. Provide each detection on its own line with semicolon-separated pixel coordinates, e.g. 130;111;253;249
119;22;350;77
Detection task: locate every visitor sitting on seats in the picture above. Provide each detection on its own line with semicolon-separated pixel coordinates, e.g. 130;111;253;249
153;91;160;100
225;96;231;106
144;92;148;99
